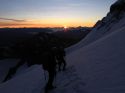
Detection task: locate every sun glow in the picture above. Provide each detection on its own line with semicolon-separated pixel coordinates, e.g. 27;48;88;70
64;26;68;29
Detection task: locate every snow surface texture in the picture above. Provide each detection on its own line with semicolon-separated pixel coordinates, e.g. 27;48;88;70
0;60;86;93
67;26;125;93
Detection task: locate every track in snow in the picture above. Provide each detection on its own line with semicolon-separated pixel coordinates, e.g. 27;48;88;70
49;65;86;93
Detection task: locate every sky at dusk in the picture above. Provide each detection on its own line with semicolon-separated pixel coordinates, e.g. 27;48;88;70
0;0;117;28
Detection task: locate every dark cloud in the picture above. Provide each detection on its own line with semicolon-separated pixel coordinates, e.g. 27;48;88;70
0;17;27;22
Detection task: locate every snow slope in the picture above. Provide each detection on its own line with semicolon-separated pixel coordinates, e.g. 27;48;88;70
0;64;47;93
1;27;125;93
0;59;87;93
66;0;125;53
1;26;125;93
67;26;125;93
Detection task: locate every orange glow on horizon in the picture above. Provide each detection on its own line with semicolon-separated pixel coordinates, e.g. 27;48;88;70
0;23;95;28
0;18;95;28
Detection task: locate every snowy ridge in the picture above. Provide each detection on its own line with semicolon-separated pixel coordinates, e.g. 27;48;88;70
66;0;125;53
0;65;46;93
0;63;86;93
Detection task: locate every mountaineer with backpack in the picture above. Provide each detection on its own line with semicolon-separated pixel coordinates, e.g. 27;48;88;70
55;46;66;71
3;33;57;93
